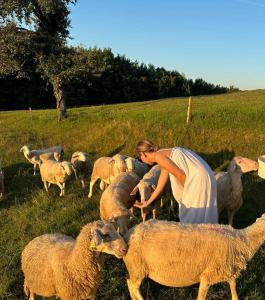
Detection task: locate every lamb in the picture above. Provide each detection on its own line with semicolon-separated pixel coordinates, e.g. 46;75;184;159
100;172;139;235
39;159;74;196
71;151;90;189
215;156;258;225
88;154;127;198
0;162;4;198
130;164;162;222
123;214;265;300
20;145;64;175
125;157;149;179
21;220;127;300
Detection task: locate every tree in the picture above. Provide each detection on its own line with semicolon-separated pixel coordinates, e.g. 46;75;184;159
0;0;77;120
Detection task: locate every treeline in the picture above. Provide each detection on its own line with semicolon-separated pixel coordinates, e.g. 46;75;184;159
0;47;235;110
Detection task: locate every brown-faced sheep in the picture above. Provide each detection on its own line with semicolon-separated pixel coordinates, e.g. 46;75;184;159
215;156;258;225
100;172;139;235
123;215;265;300
39;160;73;196
88;154;127;198
20;145;64;175
71;151;90;189
22;220;127;300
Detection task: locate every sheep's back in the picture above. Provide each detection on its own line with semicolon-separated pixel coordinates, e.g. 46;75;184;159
123;220;247;286
40;160;64;183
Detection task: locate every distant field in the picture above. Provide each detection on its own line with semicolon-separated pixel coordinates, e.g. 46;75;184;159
0;90;265;299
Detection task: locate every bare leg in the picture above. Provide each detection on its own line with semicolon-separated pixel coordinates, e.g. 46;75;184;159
229;278;239;300
127;279;144;300
197;278;210;300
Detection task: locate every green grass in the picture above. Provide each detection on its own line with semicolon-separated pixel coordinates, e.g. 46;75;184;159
0;90;265;299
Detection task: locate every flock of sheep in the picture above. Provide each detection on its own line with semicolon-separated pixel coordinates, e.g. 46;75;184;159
0;144;264;300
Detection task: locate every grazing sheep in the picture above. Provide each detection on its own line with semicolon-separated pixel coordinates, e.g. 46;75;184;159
22;220;127;300
125;157;149;179
215;156;258;225
88;154;127;198
123;215;265;300
20;145;64;175
0;162;4;198
71;151;90;189
100;172;139;235
40;159;74;196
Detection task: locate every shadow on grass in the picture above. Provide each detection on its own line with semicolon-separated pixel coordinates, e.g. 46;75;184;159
198;149;235;171
0;162;42;209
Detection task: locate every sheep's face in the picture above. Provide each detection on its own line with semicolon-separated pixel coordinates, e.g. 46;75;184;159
61;162;74;176
234;156;259;173
113;154;127;172
131;182;155;202
90;222;127;258
20;145;30;154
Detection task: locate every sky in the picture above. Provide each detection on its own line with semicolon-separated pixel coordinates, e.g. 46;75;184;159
68;0;265;90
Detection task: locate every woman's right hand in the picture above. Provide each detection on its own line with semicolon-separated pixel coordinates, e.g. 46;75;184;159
134;200;149;208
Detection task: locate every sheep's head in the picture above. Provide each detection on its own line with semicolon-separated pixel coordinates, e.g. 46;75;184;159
112;154;127;172
90;220;127;258
131;181;156;202
61;161;74;176
232;156;259;173
20;145;30;154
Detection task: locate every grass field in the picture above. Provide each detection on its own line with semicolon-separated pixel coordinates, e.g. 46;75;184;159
0;89;265;299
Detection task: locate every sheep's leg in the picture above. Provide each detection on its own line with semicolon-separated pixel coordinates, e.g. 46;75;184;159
73;168;78;181
160;197;164;208
43;180;49;193
152;208;157;219
228;210;235;226
88;178;98;198
228;278;239;300
141;208;147;222
81;179;85;189
197;278;210;300
33;164;37;176
56;182;64;197
130;207;134;220
127;278;144;300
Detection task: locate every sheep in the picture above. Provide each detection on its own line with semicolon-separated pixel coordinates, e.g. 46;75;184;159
71;151;90;189
0;162;4;198
20;145;64;175
21;220;127;300
39;159;74;197
123;214;265;300
100;172;139;235
88;154;127;198
125;157;149;179
215;156;258;225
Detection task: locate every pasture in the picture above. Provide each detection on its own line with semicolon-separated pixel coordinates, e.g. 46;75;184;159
0;89;265;299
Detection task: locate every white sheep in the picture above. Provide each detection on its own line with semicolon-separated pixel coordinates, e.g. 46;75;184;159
100;172;139;235
39;159;74;196
21;220;127;300
88;154;127;198
125;157;149;179
123;214;265;300
0;162;4;198
215;156;258;225
20;145;64;175
130;164;161;222
71;151;90;189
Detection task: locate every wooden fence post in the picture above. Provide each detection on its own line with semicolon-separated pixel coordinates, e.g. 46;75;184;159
186;96;192;125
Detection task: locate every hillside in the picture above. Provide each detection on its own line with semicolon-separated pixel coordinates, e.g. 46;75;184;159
0;90;265;299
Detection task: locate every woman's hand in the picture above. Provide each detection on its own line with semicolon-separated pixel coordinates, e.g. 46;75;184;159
134;200;150;208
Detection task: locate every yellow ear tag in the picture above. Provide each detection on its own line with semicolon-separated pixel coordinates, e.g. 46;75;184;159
90;240;97;250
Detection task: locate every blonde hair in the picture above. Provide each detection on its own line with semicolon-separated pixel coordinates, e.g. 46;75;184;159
136;140;159;155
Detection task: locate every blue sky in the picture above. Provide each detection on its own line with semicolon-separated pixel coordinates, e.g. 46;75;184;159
69;0;265;90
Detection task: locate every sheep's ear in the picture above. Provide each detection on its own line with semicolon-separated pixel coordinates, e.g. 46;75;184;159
108;158;115;164
130;185;139;196
90;229;103;249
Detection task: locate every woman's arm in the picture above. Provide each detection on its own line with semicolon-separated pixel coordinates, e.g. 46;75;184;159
134;168;169;208
155;152;186;186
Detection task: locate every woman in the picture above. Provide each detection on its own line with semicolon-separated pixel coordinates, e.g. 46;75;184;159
134;139;218;224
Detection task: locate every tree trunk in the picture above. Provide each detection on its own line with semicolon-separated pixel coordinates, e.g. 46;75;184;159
52;77;67;121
